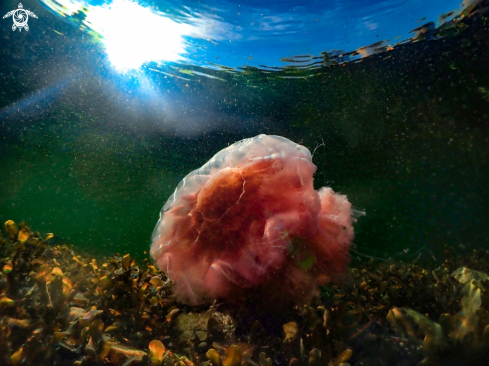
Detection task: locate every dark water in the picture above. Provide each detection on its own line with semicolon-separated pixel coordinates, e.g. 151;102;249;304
0;0;488;262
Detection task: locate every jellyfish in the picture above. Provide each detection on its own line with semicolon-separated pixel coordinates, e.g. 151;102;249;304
150;134;358;305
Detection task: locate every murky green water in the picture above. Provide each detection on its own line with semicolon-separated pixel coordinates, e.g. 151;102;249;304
0;0;488;263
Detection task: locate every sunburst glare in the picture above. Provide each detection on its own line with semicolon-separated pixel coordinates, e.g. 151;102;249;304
40;0;194;71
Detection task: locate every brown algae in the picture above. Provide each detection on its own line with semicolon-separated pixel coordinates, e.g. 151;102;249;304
2;220;489;365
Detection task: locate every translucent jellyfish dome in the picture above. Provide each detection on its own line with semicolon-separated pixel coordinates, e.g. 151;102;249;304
150;134;357;305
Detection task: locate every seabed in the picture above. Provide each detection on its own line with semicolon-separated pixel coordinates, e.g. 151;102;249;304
1;220;489;366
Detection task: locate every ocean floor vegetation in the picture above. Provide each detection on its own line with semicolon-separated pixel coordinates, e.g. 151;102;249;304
2;220;489;366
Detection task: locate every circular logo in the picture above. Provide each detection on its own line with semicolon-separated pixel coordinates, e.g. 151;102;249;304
12;9;28;29
3;3;38;32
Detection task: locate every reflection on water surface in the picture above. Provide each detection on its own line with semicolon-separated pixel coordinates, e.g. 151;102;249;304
39;0;481;75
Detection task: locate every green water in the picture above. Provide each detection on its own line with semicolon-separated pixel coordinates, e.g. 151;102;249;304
0;10;488;261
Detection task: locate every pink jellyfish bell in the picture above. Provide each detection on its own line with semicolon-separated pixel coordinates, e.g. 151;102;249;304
150;134;359;305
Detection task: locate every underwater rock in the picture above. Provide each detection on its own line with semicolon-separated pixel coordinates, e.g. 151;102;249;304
173;311;235;350
151;134;359;305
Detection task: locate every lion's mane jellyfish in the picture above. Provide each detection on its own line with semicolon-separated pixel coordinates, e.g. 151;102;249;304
150;134;359;305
